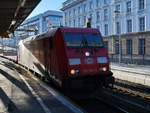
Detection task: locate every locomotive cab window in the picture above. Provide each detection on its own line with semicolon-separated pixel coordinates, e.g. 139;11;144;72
64;33;103;48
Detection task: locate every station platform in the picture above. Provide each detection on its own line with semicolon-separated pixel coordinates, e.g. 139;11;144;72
0;57;84;113
111;63;150;87
111;63;150;75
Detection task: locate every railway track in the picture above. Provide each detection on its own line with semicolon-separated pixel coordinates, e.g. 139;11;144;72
94;88;150;113
115;79;150;99
74;83;150;113
92;78;150;113
74;97;125;113
73;78;150;113
1;56;150;113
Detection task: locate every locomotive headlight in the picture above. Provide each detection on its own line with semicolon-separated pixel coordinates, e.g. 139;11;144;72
102;67;107;72
85;52;90;56
71;69;75;75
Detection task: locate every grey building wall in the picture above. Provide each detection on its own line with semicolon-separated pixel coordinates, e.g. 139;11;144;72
17;10;63;38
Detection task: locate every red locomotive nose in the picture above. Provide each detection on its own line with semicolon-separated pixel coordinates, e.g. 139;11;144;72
64;31;110;77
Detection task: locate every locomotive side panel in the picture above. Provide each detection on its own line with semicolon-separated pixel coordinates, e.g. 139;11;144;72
53;29;68;80
32;39;46;76
18;29;65;85
45;29;68;85
46;37;60;82
18;39;46;77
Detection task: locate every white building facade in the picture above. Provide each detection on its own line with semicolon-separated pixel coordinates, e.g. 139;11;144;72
61;0;150;36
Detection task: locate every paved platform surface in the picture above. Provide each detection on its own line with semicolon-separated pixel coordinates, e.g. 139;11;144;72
111;63;150;75
0;57;84;113
111;63;150;86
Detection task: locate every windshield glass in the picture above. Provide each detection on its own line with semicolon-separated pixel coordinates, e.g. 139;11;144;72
64;33;103;48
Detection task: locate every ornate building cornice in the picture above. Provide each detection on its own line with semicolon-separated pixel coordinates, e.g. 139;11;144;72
61;0;86;11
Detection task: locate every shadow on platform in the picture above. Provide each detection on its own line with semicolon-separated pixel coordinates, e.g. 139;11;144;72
0;88;19;113
0;68;31;95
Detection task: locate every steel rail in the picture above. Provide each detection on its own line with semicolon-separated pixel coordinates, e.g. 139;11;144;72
95;89;150;113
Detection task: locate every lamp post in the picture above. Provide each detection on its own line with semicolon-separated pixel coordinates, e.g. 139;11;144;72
119;34;122;64
114;10;122;64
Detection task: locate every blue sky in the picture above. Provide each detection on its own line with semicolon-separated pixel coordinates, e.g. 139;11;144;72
27;0;66;18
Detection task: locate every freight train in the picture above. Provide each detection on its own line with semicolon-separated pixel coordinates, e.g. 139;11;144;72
18;27;114;92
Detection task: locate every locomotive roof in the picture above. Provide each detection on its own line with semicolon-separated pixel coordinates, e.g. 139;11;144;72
21;27;99;43
21;28;58;43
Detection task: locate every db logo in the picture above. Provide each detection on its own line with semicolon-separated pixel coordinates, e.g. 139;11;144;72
85;58;93;64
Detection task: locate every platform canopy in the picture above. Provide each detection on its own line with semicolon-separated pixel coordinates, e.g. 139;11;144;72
0;0;41;38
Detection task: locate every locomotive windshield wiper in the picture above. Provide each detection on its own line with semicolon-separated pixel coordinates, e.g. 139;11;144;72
80;36;89;48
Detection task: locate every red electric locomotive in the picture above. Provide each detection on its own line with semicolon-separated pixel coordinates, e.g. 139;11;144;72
18;27;114;92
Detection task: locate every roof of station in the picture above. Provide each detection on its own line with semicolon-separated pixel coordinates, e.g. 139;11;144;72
0;0;41;38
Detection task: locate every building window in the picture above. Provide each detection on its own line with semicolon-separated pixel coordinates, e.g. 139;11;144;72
69;11;71;17
139;17;145;31
115;40;119;54
116;4;120;12
96;0;99;7
90;14;92;22
78;17;80;26
89;1;92;9
127;19;132;32
126;40;132;54
138;39;145;55
65;22;67;26
104;0;107;4
78;6;80;14
73;19;75;27
126;1;131;13
83;4;86;13
69;19;71;26
48;16;61;21
104;24;108;35
64;12;67;26
73;9;75;16
116;22;121;34
139;0;145;10
97;25;100;30
83;16;86;26
104;9;108;20
104;41;109;52
96;11;100;22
